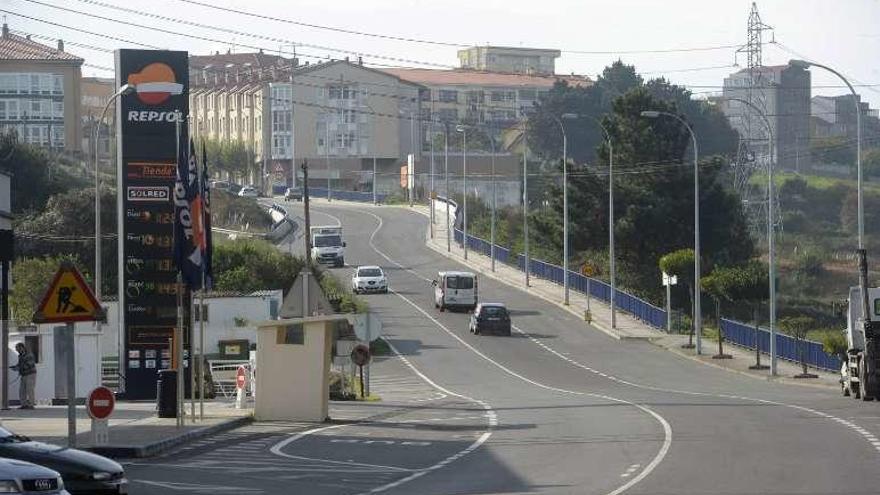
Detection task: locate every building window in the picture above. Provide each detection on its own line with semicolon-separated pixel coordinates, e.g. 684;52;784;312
490;91;515;102
518;89;537;100
50;125;63;147
438;90;458;103
272;110;291;132
338;109;357;124
437;108;457;122
328;85;357;100
193;304;208;322
334;132;356;148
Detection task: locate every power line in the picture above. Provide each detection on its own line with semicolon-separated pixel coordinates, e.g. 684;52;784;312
0;9;162;49
21;0;456;69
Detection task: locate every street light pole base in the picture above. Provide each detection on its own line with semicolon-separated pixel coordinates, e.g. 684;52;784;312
712;354;733;359
794;373;819;379
681;343;695;349
749;364;770;370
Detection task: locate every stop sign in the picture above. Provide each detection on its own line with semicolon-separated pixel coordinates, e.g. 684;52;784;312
87;386;115;420
236;366;247;390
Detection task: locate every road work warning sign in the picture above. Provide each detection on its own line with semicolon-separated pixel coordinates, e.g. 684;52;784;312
32;262;104;324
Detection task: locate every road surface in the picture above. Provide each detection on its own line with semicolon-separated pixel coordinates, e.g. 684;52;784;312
128;202;880;495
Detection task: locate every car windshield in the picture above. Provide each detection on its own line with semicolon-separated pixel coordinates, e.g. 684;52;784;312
315;235;342;247
447;276;473;290
482;306;507;318
358;268;382;277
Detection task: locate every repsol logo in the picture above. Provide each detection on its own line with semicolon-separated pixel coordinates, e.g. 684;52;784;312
127;110;184;122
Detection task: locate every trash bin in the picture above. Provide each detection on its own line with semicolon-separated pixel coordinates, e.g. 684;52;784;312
156;369;178;418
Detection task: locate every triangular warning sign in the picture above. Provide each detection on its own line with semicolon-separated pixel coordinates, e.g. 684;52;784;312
280;269;334;319
32;262;104;324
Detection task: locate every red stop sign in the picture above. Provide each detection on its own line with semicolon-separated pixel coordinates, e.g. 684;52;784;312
87;386;115;420
236;366;247;390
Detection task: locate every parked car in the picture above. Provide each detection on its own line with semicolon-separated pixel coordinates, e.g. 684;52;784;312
209;180;230;191
433;271;478;312
284;187;302;201
351;266;388;294
0;457;68;494
0;427;127;494
469;303;511;336
237;186;258;198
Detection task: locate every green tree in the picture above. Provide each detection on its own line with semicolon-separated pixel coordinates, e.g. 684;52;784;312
14;187;118;294
810;136;855;166
10;255;80;324
213;239;304;294
659;249;696;345
0;132;87;213
863;148;880;178
780;315;817;377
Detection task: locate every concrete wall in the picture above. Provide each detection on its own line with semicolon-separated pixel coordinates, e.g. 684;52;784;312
7;326;100;404
98;292;282;359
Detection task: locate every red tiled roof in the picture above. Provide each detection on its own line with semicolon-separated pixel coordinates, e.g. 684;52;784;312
190;52;289;70
0;31;83;62
379;68;590;89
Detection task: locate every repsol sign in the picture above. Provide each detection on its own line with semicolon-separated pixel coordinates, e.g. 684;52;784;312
127;110;184;123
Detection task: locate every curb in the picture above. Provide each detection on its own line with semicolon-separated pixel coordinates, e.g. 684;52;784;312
651;339;837;390
87;415;253;459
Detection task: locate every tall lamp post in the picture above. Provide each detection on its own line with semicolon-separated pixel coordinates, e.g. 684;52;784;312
486;128;497;272
583;116;616;329
641;110;702;354
362;102;379;205
444;122;451;252
456;124;468;260
521;117;530;288
551;113;578;305
721;96;777;374
789;60;863;250
95;83;134;384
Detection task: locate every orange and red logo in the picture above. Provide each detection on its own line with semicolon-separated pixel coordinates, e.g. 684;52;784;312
127;63;184;105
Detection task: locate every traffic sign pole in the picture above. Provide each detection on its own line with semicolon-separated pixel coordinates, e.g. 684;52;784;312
65;322;76;448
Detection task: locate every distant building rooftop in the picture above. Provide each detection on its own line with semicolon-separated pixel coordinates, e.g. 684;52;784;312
0;23;82;63
379;67;590;89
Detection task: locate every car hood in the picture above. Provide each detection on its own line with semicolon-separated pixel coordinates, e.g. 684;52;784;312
0;457;61;479
354;276;386;284
0;441;122;476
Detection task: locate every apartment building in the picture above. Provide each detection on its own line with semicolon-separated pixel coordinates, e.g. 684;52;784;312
189;55;423;193
381;68;590;135
457;46;561;75
721;63;811;169
0;23;83;153
80;76;114;163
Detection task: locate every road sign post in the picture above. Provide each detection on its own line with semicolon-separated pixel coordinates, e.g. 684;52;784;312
350;344;371;399
662;272;678;333
32;262;104;448
87;386;115;446
352;314;382;397
235;365;246;409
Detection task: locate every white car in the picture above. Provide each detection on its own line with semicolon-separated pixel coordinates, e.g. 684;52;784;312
0;457;68;494
351;266;388;294
238;186;258;198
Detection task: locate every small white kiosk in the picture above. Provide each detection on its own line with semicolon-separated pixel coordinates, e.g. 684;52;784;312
254;270;349;422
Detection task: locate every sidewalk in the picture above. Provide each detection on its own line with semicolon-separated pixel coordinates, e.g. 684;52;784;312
407;202;838;389
0;400;252;458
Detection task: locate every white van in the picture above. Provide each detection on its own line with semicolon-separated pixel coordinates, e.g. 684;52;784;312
433;271;478;312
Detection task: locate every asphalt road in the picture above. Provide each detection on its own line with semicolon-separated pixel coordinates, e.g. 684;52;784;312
128;201;880;494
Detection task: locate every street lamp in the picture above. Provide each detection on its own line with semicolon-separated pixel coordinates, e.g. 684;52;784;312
444;122;451;253
551;113;578;305
521;117;530;288
719;96;777;374
95;83;134;382
789;59;863;249
485;127;498;272
456;124;468;260
641;110;702;355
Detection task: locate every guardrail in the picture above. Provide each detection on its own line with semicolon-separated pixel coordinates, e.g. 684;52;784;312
453;227;667;329
721;318;841;372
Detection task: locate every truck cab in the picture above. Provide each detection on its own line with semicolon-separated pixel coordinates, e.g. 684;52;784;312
841;286;880;399
310;226;345;267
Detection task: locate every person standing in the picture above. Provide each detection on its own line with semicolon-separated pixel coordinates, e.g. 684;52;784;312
10;343;36;409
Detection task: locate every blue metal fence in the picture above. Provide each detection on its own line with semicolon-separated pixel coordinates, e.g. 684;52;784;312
453;228;668;329
721;319;841;372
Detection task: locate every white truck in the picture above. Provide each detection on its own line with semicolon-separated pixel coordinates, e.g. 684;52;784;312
840;250;880;400
310;226;345;267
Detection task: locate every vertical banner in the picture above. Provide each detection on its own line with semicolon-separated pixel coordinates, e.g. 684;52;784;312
116;50;191;400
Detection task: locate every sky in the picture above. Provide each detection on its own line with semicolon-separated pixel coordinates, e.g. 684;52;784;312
4;0;880;109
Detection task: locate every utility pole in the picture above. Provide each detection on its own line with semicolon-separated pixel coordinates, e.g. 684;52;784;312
444;122;450;253
302;160;312;266
522;119;530;288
